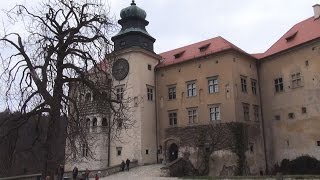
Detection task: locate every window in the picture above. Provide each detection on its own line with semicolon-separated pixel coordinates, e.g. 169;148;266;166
243;103;250;121
288;113;295;119
92;118;97;132
302;107;307;114
146;149;149;155
285;31;298;42
291;72;302;88
85;93;92;102
116;85;124;101
208;77;219;93
209;106;220;121
199;43;210;52
148;64;152;71
169;112;177;127
274;77;284;93
102;118;108;127
249;143;254;153
253;105;259;122
82;144;88;157
147;87;153;101
241;76;247;93
317;141;320;146
274;115;281;121
187;82;197;97
187;108;197;124
116;147;122;156
86;118;90;128
174;51;185;59
251;79;257;95
168;86;176;100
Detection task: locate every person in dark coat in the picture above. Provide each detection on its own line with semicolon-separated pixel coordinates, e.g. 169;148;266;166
121;160;125;171
84;168;90;180
125;159;130;171
58;164;64;180
72;166;78;180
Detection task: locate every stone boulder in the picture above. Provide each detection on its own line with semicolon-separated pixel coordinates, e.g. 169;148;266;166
209;150;238;176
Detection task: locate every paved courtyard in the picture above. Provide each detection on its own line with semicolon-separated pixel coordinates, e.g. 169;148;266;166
91;164;178;180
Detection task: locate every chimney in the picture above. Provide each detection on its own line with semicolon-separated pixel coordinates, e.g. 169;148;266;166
313;4;320;19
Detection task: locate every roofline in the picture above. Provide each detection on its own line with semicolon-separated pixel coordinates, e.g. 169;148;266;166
156;48;256;70
112;46;162;60
259;37;320;61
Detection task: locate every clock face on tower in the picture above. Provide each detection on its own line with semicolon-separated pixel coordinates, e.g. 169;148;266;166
112;58;129;81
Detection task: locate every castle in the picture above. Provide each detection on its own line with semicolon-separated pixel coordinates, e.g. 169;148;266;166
65;2;320;176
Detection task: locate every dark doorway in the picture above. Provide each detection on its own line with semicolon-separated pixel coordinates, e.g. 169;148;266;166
168;143;179;162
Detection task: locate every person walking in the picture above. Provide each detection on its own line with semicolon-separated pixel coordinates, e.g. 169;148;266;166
84;168;90;180
95;174;99;180
125;159;130;171
72;166;78;180
121;160;125;171
58;164;64;180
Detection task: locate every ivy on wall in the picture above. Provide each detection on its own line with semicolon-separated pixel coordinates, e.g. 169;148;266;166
164;122;249;176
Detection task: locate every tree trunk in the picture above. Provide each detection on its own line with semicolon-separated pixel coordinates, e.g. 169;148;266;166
42;107;63;180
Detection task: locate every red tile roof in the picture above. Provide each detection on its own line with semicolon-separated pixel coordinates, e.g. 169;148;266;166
262;17;320;58
157;36;254;68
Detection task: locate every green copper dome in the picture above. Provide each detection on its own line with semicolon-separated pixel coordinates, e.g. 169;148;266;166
120;1;147;19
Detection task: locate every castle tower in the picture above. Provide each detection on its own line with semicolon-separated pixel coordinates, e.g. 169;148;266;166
109;1;161;165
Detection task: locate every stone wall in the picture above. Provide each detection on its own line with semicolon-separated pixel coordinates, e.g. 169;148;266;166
64;160;138;178
0;174;41;180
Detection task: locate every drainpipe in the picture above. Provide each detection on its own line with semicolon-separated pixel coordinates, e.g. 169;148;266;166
155;68;159;163
108;116;111;167
257;60;269;174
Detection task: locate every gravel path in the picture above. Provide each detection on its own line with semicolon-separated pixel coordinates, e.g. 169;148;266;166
91;164;178;180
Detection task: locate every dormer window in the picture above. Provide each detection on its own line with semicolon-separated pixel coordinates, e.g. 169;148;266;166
285;31;298;42
174;51;185;59
199;43;210;52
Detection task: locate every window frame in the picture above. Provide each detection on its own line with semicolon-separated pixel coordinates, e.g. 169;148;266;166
253;105;259;122
274;77;284;93
186;81;197;97
168;111;178;127
243;103;250;121
116;147;122;156
168;86;177;100
208;76;219;94
251;79;257;95
291;72;303;89
147;86;154;101
115;85;124;101
82;144;89;157
187;108;198;124
209;105;221;121
241;76;247;93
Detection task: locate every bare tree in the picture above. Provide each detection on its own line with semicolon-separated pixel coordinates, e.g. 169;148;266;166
0;0;133;178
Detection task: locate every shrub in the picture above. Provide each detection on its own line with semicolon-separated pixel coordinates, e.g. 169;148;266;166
277;156;320;175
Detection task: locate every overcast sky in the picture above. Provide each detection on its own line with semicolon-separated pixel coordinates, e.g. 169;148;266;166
0;0;318;111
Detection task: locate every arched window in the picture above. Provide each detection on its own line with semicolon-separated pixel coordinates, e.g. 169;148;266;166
86;118;90;128
85;93;92;102
92;118;97;132
82;144;88;157
92;118;97;127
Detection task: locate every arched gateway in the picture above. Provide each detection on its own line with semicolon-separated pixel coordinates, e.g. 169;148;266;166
168;143;179;162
